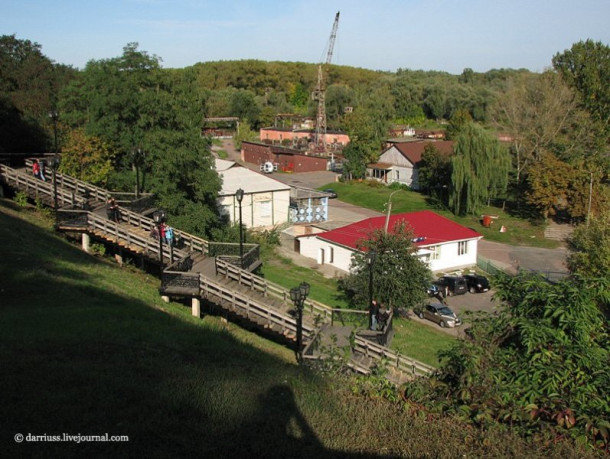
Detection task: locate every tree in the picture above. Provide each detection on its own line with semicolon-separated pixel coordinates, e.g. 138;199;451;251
523;152;573;219
61;128;114;186
567;213;610;279
417;144;451;201
490;71;594;183
0;35;74;152
406;272;610;449
446;108;473;140
338;221;431;310
553;40;610;135
449;123;511;215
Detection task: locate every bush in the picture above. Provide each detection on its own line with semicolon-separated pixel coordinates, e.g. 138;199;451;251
13;191;28;207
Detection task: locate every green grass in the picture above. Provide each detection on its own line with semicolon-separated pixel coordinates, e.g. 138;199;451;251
260;254;349;309
260;251;456;366
216;149;228;159
0;198;589;457
319;181;560;249
389;318;456;367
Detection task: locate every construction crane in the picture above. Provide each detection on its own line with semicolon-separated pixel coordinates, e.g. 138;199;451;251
313;11;340;155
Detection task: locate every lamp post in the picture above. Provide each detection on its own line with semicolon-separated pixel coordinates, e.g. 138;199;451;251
153;210;166;268
235;188;244;269
367;250;377;329
132;148;145;198
384;190;399;233
49;110;58;154
50;155;61;213
290;281;310;363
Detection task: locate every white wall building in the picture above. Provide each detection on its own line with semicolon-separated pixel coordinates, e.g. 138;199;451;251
367;141;453;190
216;159;291;229
297;210;482;274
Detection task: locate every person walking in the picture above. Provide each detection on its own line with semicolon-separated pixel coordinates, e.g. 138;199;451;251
369;300;379;331
164;225;174;247
32;159;40;179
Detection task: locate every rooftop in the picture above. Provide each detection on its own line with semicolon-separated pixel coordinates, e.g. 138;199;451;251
316;210;482;250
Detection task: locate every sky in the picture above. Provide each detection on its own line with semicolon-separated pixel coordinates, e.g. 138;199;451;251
2;0;609;74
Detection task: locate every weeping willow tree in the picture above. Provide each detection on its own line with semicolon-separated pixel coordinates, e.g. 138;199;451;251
449;123;511;215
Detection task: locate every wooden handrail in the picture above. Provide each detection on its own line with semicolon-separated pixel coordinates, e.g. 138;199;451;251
198;274;315;338
215;258;334;322
0;165;88;209
353;335;434;377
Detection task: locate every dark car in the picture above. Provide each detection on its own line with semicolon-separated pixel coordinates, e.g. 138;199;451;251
415;303;462;328
323;189;338;199
434;276;468;296
463;274;490;293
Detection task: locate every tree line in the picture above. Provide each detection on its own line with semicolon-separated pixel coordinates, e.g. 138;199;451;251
1;35;608;230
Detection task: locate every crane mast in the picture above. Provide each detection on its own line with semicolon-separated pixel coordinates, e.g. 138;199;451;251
314;11;340;154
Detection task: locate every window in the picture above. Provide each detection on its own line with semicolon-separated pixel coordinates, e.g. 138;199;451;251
260;200;272;218
458;241;468;256
430;245;440;260
328;246;334;263
395;170;400;181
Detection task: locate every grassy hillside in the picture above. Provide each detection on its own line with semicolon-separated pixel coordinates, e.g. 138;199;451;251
0;198;592;458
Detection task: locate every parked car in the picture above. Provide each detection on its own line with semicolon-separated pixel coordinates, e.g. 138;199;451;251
415;303;462;328
427;284;441;297
463;274;490;293
434;276;468;296
323;189;338;199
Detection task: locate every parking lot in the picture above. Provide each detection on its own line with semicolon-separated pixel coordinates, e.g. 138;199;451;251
410;288;498;337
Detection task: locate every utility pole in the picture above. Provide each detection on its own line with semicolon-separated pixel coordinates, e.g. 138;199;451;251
384;190;399;233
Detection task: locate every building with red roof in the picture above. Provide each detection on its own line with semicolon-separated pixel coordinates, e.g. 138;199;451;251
297;210;482;274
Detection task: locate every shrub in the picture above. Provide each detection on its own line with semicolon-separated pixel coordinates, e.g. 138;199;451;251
13;191;28;207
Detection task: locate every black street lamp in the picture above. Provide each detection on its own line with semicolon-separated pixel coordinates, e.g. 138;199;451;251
49;110;58;154
50;155;61;213
153;210;166;268
290;281;310;364
132;148;145;198
235;188;244;269
367;250;377;329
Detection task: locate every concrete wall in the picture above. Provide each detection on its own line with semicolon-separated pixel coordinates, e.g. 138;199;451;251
298;235;480;274
218;189;290;229
298;235;352;273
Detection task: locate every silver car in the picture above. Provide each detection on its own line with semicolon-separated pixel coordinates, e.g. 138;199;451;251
416;303;462;328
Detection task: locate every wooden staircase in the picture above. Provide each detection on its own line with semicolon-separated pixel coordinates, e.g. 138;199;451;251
1;162;434;383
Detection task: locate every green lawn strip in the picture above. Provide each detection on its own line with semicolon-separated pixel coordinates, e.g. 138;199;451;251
260;255;349;309
389;317;456;367
319;182;559;248
261;251;456;365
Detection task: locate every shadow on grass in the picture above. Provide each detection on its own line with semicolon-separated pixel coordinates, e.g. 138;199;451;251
0;202;396;458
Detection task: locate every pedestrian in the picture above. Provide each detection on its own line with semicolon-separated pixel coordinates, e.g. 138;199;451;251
377;303;389;330
39;159;47;181
159;222;166;241
165;225;174;246
369;300;379;331
106;197;120;222
112;199;120;223
106;197;114;220
32;159;40;179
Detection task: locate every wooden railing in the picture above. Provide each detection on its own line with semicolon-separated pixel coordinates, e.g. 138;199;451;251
7;162;430;382
198;274;315;339
25;158;110;203
0;165;88;209
352;336;435;378
214;258;334;322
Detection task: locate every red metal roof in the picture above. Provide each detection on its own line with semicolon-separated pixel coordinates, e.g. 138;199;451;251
317;210;482;249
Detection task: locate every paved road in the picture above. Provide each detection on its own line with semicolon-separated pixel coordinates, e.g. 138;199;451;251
214;138;568;336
